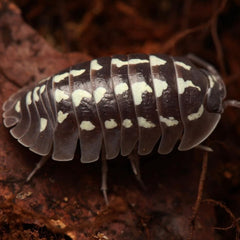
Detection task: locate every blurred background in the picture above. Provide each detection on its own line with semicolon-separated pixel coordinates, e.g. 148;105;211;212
13;0;240;59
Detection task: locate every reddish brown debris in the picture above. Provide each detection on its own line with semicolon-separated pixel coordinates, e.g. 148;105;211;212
0;0;240;239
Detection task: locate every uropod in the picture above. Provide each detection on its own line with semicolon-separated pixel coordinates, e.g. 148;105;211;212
2;53;240;203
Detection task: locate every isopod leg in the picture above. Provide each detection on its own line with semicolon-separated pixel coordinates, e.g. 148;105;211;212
26;152;51;182
194;144;213;152
188;148;209;239
128;149;145;189
101;150;109;205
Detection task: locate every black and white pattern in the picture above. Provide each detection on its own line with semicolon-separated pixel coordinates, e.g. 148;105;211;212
2;54;226;163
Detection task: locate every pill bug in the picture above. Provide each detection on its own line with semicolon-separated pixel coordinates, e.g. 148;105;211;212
2;53;240;201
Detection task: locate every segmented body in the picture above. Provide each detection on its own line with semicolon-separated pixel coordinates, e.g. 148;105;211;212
2;54;226;163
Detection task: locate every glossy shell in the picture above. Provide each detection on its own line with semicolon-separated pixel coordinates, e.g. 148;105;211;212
2;54;226;163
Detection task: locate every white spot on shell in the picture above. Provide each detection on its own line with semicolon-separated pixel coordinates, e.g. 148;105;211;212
72;89;92;107
208;75;217;88
131;82;153;105
91;60;103;70
160;116;179;126
53;72;69;83
80;121;96;131
122;119;133;128
187;104;204;121
15;101;21;113
137;117;156;128
112;58;128;68
40;85;46;94
26;92;32;105
149;55;167;66
104;119;118;129
39;76;50;84
114;82;129;95
70;69;86;77
33;86;40;102
93;87;107;104
40;118;47;132
57;111;69;123
175;61;192;70
177;77;201;94
129;59;149;65
55;89;69;103
153;78;168;97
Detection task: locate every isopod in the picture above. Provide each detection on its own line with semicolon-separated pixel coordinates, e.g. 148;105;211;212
2;53;240;203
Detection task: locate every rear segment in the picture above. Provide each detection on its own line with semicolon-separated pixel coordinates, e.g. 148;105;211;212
2;78;56;156
3;86;29;129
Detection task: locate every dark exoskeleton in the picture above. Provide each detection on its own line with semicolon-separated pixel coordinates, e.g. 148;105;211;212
2;54;240;203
